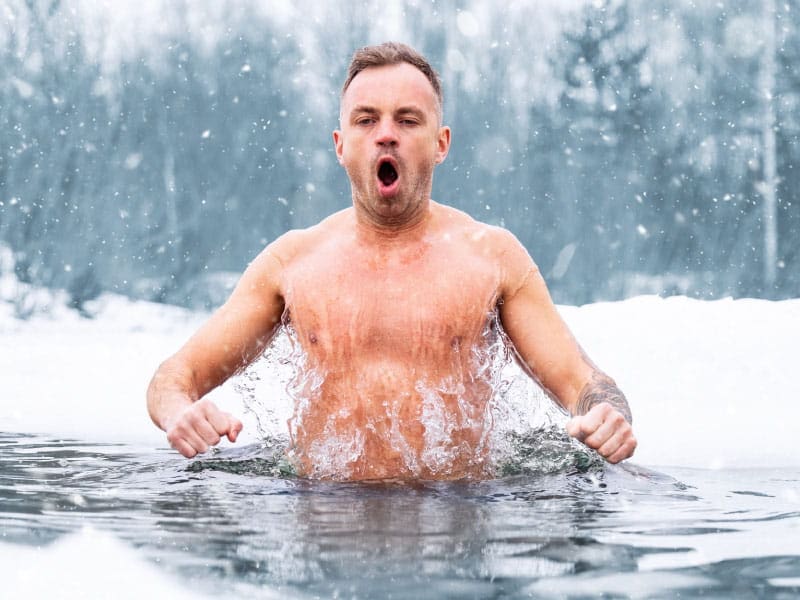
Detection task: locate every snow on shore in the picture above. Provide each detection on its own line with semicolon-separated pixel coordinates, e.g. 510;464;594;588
559;296;800;469
1;285;798;469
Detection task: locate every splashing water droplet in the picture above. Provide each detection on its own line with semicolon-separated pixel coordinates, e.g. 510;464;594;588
234;311;593;480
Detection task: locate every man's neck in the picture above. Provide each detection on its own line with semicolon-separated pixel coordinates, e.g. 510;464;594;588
353;199;434;245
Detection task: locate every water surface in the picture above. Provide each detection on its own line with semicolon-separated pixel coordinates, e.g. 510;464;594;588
1;432;798;598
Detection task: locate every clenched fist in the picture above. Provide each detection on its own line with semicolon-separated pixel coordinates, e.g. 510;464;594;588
566;401;637;464
164;398;243;458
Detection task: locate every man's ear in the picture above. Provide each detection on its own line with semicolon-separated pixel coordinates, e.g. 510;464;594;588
333;130;344;165
435;126;451;165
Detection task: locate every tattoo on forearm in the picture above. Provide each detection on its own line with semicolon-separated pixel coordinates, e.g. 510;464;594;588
576;372;633;424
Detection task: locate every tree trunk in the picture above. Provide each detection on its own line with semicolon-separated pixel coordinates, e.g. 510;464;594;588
759;0;778;290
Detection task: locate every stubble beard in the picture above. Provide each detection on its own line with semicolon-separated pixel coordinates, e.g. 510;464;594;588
350;161;434;229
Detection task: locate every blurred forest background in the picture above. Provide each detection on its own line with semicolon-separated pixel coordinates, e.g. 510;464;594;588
1;0;798;313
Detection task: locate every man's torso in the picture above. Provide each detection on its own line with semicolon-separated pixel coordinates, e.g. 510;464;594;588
276;205;507;480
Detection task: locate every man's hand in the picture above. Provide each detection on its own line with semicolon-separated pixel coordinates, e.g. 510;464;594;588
566;402;637;463
164;398;243;458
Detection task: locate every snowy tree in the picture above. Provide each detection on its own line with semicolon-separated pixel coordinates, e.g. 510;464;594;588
1;0;798;310
547;0;655;301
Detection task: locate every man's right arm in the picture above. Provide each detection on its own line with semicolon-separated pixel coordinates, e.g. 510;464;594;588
146;244;288;457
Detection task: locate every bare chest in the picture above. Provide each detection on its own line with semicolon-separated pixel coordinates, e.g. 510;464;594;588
282;243;500;360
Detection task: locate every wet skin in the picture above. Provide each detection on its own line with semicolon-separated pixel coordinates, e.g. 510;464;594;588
281;206;509;479
146;62;636;479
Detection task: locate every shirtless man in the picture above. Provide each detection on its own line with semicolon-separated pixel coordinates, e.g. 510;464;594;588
146;42;636;480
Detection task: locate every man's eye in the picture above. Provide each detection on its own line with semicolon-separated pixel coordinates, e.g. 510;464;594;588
400;119;418;125
356;118;375;125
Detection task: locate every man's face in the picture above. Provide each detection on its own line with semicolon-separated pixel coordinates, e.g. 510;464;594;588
334;63;450;223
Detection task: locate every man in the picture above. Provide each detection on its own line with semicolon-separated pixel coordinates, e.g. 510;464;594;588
146;42;636;480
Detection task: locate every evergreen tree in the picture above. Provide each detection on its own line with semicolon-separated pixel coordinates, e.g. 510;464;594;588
549;0;655;301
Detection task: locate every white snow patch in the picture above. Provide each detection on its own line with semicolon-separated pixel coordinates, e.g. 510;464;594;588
559;296;800;469
0;528;215;600
457;11;480;37
11;77;35;99
123;153;142;170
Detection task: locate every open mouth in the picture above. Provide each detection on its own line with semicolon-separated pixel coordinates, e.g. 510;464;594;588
377;159;399;187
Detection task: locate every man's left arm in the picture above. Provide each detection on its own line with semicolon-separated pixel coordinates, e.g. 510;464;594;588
566;371;636;464
494;230;637;463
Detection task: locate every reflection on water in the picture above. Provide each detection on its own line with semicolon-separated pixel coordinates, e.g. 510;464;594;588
1;432;799;598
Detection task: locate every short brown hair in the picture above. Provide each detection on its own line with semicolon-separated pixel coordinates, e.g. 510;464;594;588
341;42;443;118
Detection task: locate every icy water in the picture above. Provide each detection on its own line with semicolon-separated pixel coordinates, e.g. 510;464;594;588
1;432;799;599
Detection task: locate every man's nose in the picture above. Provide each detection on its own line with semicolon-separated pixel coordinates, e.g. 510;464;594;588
374;119;399;147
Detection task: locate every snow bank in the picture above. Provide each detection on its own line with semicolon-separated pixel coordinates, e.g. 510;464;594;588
0;528;213;600
1;289;798;469
560;296;800;469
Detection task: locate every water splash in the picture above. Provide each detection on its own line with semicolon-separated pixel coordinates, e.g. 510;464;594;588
496;426;604;476
233;317;317;450
186;443;296;478
233;311;596;480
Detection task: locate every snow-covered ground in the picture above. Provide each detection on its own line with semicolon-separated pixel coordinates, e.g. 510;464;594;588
559;296;800;469
1;276;798;469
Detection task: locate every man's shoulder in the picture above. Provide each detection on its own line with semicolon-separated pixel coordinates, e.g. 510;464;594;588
434;203;524;252
269;208;352;261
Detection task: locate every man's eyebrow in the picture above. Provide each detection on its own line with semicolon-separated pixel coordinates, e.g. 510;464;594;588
348;105;427;118
395;106;426;118
349;105;379;116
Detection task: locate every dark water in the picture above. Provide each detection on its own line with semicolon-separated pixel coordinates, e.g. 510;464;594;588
1;432;799;599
